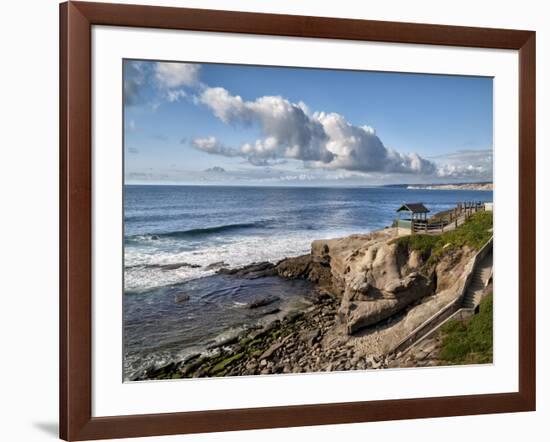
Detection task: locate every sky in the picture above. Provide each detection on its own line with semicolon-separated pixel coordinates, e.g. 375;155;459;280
124;59;493;186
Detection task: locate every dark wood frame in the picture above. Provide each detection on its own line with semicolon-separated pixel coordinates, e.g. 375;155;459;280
60;1;536;440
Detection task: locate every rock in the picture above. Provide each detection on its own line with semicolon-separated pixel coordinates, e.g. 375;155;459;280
299;329;319;346
276;254;332;286
218;261;277;278
247;295;280;309
261;308;281;316
284;311;304;322
246;360;258;370
182;353;201;364
260;341;285;360
206;261;227;270
206;335;239;349
161;262;201;271
340;271;435;334
174;293;190;303
256;320;281;338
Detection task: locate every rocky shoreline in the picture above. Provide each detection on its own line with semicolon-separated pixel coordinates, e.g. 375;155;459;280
136;288;392;380
133;225;482;381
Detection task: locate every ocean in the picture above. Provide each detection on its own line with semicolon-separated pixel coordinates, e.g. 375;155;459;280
124;185;493;379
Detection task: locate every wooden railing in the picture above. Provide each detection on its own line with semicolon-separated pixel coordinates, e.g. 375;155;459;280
411;201;486;235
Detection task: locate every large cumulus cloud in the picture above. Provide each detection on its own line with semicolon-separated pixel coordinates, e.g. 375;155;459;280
194;87;436;175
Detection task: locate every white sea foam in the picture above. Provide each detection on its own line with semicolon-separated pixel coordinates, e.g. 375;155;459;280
124;229;354;293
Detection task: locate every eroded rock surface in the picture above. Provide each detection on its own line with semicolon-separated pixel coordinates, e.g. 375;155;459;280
276;229;474;337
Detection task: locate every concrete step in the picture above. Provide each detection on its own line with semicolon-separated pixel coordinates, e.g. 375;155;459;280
469;284;485;291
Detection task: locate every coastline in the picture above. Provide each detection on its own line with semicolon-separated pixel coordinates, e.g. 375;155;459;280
382;182;493;191
130;210;493;381
406;183;493;191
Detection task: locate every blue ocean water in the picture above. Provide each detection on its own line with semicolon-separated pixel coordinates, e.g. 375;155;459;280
123;185;492;379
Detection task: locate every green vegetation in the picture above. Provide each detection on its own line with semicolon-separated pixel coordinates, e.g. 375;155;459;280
439;293;493;364
394;234;439;260
393;211;493;265
438;211;493;250
210;352;245;375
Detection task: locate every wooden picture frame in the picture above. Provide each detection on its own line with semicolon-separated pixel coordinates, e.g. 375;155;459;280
59;1;536;440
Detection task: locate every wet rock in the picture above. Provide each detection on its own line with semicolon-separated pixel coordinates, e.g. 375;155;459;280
218;261;277;278
260;341;285;360
174;293;190;303
247;295;280;309
206;335;239;350
206;261;227;270
182;353;201;364
161;262;201;271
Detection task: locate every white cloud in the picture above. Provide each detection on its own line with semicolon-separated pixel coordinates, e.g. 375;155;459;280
124;61;147;105
312;112;436;174
166;89;187;102
154;62;201;89
436;163;489;179
192;136;240;157
195;87;436;175
432;148;493;180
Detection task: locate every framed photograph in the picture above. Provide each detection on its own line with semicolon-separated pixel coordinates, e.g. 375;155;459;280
60;1;536;440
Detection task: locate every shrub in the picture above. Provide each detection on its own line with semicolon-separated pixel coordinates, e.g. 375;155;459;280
439;293;493;364
393;211;493;266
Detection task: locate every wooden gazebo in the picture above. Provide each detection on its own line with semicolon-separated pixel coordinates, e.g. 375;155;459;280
395;203;430;231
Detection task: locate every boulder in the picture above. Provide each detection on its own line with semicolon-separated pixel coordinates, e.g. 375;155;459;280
306;231;441;334
174;293;190;303
339;271;434;334
246;295;280;309
218;261;277;278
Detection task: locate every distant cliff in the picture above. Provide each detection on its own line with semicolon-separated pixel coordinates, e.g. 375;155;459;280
405;182;493;191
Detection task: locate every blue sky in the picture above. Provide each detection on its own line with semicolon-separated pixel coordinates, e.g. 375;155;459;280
124;60;493;186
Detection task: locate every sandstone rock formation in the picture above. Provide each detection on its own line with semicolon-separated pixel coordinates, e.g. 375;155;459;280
276;229;475;337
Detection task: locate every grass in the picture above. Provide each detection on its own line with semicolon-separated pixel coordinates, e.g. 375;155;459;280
393;211;493;265
438;293;493;365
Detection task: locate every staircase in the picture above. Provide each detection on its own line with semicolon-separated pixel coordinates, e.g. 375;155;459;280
462;250;492;309
389;237;493;356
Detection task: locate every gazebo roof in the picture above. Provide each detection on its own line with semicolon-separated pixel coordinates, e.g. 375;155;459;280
396;203;430;213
